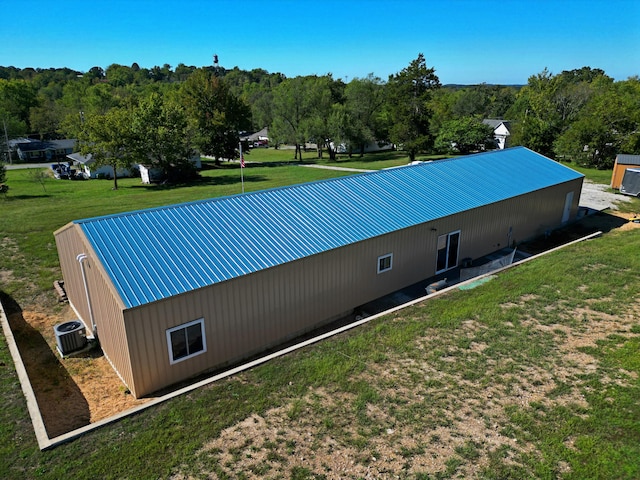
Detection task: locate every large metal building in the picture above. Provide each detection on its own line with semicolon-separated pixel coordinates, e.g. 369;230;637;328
54;147;584;397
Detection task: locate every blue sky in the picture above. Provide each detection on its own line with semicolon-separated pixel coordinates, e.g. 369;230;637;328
2;0;638;84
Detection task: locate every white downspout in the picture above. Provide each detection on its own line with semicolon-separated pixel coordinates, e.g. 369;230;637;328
76;253;97;339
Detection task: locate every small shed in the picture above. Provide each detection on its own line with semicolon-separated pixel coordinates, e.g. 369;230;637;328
54;147;584;397
610;154;640;189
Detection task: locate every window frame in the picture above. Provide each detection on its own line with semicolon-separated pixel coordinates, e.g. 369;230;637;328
436;230;461;274
377;253;393;274
166;318;207;365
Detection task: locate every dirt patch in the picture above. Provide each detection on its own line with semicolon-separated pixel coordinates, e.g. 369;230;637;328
7;305;150;438
188;289;640;480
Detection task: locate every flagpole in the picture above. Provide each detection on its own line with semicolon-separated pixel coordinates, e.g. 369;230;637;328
239;141;245;194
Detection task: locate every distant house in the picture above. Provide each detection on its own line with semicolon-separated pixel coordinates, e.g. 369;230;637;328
482;119;511;150
610;154;640;189
332;140;395;154
54;147;583;398
243;127;269;148
67;152;201;182
10;138;76;162
66;153;132;179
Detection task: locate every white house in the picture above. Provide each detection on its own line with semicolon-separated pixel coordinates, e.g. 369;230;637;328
66;153;132;179
482;119;511;150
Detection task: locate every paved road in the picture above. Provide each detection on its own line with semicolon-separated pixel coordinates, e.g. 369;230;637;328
299;164;374;173
5;162;53;170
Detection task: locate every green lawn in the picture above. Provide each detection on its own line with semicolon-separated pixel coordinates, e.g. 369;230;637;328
559;160;615;185
1;152;639;479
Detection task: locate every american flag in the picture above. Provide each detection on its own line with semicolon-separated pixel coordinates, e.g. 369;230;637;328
240;155;245;168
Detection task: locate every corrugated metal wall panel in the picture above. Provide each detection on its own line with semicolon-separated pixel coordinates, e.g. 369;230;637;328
54;224;135;393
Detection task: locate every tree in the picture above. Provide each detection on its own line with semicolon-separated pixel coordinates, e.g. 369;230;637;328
1;114;27;151
84;83;121;115
30;99;65;139
506;67;611;157
85;66;105;83
554;77;640;168
506;68;559;157
129;93;197;182
270;76;313;160
78;107;134;190
174;63;196;82
0;160;6;184
0;79;39;132
269;77;322;160
452;86;490;118
342;74;386;156
105;64;134;87
303;75;342;160
385;54;441;161
227;69;285;131
434;117;495;154
486;86;517;119
181;69;251;165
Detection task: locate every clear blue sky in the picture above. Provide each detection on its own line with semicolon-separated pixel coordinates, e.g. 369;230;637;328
2;0;638;84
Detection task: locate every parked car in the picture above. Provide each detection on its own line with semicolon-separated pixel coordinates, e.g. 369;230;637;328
50;163;71;180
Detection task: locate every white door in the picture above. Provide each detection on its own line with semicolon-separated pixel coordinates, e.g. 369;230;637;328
561;191;574;224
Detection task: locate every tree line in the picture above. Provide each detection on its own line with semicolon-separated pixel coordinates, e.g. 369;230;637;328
1;57;639;182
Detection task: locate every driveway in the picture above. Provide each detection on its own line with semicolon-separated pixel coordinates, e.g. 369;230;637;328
579;179;634;211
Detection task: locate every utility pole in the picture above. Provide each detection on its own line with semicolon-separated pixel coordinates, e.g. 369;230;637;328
2;118;12;165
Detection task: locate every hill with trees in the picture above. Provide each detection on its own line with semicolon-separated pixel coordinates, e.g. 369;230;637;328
1;60;639;175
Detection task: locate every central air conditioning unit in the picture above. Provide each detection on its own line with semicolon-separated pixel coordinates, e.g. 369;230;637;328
54;320;87;355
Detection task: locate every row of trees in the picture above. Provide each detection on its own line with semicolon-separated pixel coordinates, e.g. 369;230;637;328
2;58;639;180
77;71;251;188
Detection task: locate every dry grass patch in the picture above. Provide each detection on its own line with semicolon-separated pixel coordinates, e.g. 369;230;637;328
189;292;640;479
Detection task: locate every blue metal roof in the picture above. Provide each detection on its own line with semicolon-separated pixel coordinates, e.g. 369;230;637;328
75;147;583;308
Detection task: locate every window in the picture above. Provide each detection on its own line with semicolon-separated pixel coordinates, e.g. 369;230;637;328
436;231;460;273
377;253;393;273
166;318;206;364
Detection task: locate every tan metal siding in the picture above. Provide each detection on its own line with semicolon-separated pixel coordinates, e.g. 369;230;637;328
54;224;135;393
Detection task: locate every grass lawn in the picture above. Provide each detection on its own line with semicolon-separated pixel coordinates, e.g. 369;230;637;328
244;145;449;170
1;152;639;479
559;161;615;186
